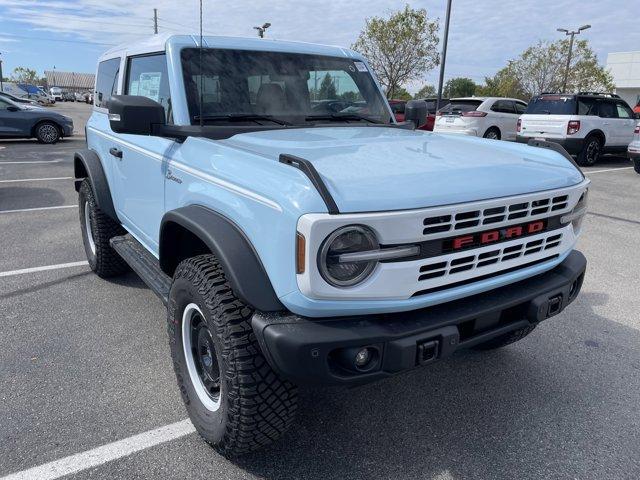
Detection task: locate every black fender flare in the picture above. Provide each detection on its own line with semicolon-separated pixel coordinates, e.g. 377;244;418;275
160;205;284;312
73;149;118;220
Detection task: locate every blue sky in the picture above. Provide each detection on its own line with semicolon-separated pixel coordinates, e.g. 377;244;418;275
0;0;638;92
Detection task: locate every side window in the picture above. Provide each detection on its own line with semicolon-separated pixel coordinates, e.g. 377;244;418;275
391;103;405;114
491;100;515;113
515;102;527;114
616;102;633;119
95;58;120;109
125;53;172;122
578;98;598;116
598;101;617;119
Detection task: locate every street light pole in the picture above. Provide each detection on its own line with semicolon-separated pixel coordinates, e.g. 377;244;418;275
436;0;452;111
0;52;4;91
557;24;590;92
253;22;271;38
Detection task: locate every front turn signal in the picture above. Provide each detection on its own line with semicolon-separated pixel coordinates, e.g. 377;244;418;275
296;232;306;274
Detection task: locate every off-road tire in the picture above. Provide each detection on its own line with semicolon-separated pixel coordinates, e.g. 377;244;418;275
78;179;129;277
483;127;501;140
577;135;602;166
168;255;298;456
35;121;60;144
472;324;537;350
633;158;640;174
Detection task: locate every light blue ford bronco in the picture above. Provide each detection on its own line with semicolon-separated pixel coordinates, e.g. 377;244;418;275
74;34;589;455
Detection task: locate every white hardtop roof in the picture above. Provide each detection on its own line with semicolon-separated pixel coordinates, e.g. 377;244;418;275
100;33;361;61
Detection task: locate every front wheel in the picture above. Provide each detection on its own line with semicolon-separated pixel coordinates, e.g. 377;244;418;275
633;158;640;174
35;122;60;144
168;255;298;456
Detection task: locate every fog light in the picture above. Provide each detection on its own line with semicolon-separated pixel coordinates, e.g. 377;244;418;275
355;348;372;368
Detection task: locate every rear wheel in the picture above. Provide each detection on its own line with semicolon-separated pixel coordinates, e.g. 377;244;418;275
78;179;129;277
483;127;500;140
577;135;602;166
35;122;60;144
472;325;537;350
168;255;298;456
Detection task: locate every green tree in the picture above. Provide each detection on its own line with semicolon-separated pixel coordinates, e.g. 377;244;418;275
443;77;476;98
414;84;436;99
317;73;337;100
339;91;362;102
476;63;528;100
10;66;38;84
352;4;439;99
508;39;614;97
392;86;413;100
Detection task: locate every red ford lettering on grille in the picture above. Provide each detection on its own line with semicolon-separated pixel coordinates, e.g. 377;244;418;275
451;221;545;250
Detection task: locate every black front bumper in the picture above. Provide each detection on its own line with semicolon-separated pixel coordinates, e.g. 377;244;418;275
517;136;584;155
252;251;587;386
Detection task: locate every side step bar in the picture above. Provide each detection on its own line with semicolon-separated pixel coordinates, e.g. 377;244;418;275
110;234;172;305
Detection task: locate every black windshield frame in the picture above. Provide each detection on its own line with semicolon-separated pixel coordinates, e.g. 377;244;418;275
180;48;391;126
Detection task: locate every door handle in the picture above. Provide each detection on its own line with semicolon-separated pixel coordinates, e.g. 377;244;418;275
109;147;123;158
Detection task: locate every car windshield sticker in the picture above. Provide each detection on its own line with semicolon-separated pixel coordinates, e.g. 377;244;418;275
354;61;368;72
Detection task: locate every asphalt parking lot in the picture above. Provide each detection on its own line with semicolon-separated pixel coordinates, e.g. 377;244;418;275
1;102;640;480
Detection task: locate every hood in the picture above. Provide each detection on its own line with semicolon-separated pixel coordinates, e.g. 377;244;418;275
221;126;583;213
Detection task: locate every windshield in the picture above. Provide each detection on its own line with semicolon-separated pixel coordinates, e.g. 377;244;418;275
438;99;482;115
525;95;577;115
181;48;390;125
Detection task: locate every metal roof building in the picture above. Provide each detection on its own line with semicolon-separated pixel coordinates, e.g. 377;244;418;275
45;70;95;90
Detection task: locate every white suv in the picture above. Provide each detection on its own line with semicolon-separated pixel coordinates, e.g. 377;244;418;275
433;97;527;141
517;93;639;166
629;123;640;174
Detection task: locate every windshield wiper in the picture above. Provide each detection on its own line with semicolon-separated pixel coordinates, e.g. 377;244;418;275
193;114;292;126
304;113;382;124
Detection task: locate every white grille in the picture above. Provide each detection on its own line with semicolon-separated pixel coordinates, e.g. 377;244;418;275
296;180;588;301
423;195;569;235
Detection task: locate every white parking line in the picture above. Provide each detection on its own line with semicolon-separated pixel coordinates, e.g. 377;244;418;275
0;176;72;183
0;160;63;164
0;205;77;214
0;419;195;480
0;261;88;278
585;166;633;174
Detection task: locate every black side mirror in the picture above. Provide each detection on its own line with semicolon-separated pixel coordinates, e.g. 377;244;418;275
634;112;640;120
7;105;19;112
404;100;428;129
108;95;165;135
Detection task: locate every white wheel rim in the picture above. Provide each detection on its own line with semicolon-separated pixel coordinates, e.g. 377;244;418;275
84;201;96;255
182;303;222;412
39;124;58;142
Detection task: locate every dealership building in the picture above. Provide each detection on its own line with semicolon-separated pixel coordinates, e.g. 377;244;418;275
606;51;640;108
44;70;95;92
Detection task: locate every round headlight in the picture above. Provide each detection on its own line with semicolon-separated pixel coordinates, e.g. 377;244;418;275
318;225;379;287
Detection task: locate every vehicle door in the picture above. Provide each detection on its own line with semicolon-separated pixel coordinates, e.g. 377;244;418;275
596;100;618;146
0;98;30;137
109;53;176;253
490;100;517;140
614;101;637;146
